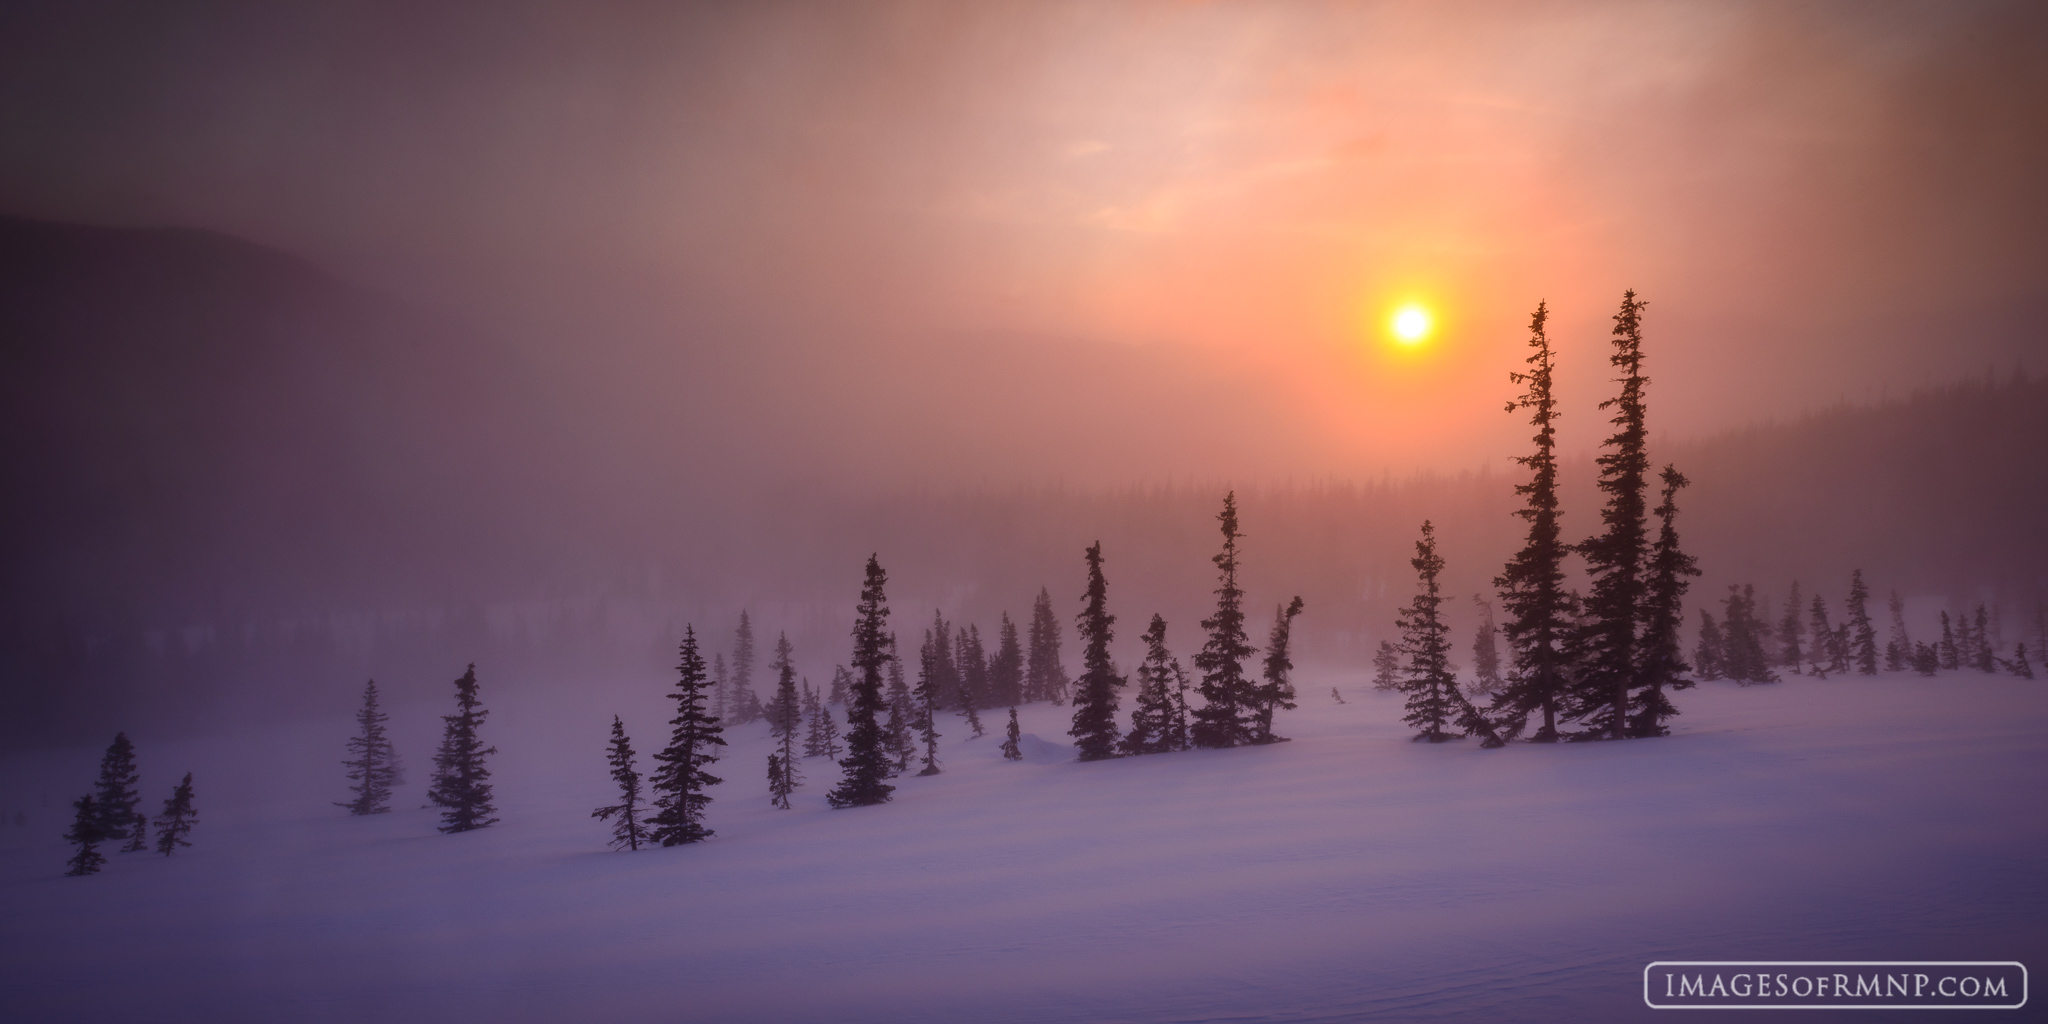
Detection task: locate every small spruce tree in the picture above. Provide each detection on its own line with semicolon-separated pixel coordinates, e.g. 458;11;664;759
152;773;197;856
1973;605;1996;673
1806;596;1840;677
91;732;142;846
1631;465;1700;737
65;795;105;877
1778;581;1806;674
1938;612;1959;671
1250;597;1306;744
1371;640;1401;691
2009;643;2034;680
1121;614;1178;756
592;716;649;850
989;614;1025;707
913;629;947;776
1026;587;1069;704
884;651;916;774
1886;591;1912;672
1694;610;1726;681
338;680;401;816
428;664;499;834
1068;541;1126;762
1396;521;1460;742
649;628;726;844
1468;595;1503;697
1000;708;1024;761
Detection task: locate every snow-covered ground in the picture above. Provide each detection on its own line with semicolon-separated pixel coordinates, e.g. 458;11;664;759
3;671;2043;1022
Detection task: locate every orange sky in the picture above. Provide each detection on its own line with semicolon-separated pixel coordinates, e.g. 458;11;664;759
1;1;2041;480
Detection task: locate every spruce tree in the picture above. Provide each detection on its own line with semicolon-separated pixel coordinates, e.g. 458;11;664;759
1000;707;1023;760
1938;612;1959;670
801;681;830;758
90;732;142;845
1846;570;1879;675
1694;611;1726;681
428;664;499;834
1397;522;1461;742
65;795;105;877
733;610;757;712
1568;290;1654;740
1251;597;1305;744
1166;657;1194;752
1778;581;1806;674
1026;587;1069;704
712;653;731;724
152;773;197;856
1631;465;1700;737
592;716;649;851
989;614;1025;707
1886;591;1912;672
1371;640;1401;691
1468;595;1503;697
648;627;726;844
956;687;985;739
828;666;852;706
1722;586;1777;684
2009;643;2034;680
913;629;947;776
956;624;989;713
338;680;400;816
1912;641;1940;675
768;634;803;806
827;555;897;808
1192;492;1257;748
1121;613;1178;756
1491;300;1576;742
1068;541;1126;761
766;633;802;740
808;680;843;760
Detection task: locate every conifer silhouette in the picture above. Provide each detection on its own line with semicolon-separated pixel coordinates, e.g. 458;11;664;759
1068;541;1126;761
1026;587;1069;704
1192;493;1257;748
1250;597;1305;744
1490;301;1576;742
648;628;725;844
1121;614;1178;756
827;556;897;808
1397;522;1460;742
1568;290;1654;739
90;732;141;845
592;716;649;850
1846;571;1880;675
152;773;197;856
1000;707;1023;761
428;664;499;834
1631;465;1700;737
338;680;400;816
64;795;104;877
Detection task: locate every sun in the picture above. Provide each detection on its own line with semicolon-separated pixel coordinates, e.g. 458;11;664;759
1392;306;1432;343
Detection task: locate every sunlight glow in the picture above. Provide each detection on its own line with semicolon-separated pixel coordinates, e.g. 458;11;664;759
1392;306;1432;343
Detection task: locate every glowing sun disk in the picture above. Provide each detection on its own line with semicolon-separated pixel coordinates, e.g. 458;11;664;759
1393;306;1432;342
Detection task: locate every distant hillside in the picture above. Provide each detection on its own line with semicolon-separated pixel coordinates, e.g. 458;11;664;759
2;216;2042;744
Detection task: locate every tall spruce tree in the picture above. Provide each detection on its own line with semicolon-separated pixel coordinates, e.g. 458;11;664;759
768;634;803;807
152;773;197;856
1121;614;1178;756
592;716;649;850
338;680;400;816
428;664;499;834
649;627;725;844
1026;588;1069;703
1568;290;1654;739
1397;522;1461;742
913;628;947;776
1251;597;1305;744
827;556;897;808
989;614;1025;707
1778;581;1806;674
1068;542;1126;762
1807;595;1839;676
1468;595;1503;697
91;732;141;845
957;624;989;713
65;795;105;877
1192;492;1258;749
1490;301;1577;742
1631;465;1700;737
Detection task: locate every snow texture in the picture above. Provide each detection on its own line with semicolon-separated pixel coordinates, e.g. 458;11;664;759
3;672;2043;1022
